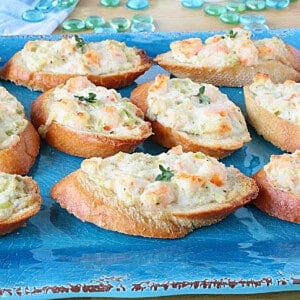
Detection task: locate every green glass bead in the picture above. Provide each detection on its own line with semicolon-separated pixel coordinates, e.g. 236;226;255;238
22;10;45;22
94;26;117;33
85;16;105;29
243;23;269;30
240;13;266;25
204;4;226;16
246;0;266;10
131;13;153;24
100;0;121;7
36;0;57;12
57;0;77;9
266;0;290;8
225;2;246;12
109;17;131;32
219;12;240;24
131;22;155;32
181;0;204;8
126;0;149;10
61;18;85;31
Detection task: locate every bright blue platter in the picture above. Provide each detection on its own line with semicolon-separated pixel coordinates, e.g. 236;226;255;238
0;29;299;299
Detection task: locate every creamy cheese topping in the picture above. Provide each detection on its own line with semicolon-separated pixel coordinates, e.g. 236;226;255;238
265;150;300;196
39;76;149;137
170;28;290;68
249;73;300;125
146;75;250;145
0;87;28;150
0;173;33;222
81;146;229;214
21;37;141;75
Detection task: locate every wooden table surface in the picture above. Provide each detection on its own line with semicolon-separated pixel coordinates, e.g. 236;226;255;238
54;0;300;33
55;1;299;300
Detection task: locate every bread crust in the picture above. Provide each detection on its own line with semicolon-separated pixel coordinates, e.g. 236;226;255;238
31;86;152;158
252;169;300;224
0;49;152;91
0;176;42;235
244;86;300;152
51;167;258;239
154;50;300;87
131;81;249;158
0;122;40;175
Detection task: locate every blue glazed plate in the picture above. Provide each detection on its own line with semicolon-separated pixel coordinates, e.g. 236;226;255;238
0;29;299;299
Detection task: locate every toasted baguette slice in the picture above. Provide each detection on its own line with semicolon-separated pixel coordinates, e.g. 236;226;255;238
131;75;251;158
31;76;152;158
0;87;40;175
0;36;152;91
154;28;300;87
252;151;300;223
244;73;300;152
0;172;42;235
51;146;258;239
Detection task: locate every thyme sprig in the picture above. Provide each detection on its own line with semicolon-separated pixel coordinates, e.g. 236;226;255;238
155;165;174;182
75;92;97;103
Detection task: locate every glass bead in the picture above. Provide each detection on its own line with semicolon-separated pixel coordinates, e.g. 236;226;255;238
246;0;267;10
61;18;85;31
100;0;121;7
109;17;131;32
181;0;204;8
57;0;77;9
243;23;270;30
126;0;149;10
219;12;240;24
94;26;117;33
240;13;266;25
266;0;290;8
131;22;155;32
204;4;226;16
225;2;246;12
22;10;45;22
132;14;153;24
85;16;105;29
36;0;57;12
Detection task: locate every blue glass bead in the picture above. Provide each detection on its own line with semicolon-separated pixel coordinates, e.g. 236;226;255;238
131;22;155;32
57;0;77;9
204;4;226;16
61;19;85;31
85;16;105;29
181;0;204;9
240;13;266;25
219;12;240;24
109;17;131;32
100;0;121;6
226;2;246;12
246;0;267;10
22;10;45;22
131;14;153;24
94;26;117;33
243;23;270;30
266;0;290;8
126;0;149;10
36;0;57;12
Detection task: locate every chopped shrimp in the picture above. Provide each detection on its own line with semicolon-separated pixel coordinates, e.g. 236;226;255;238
170;38;203;58
83;50;101;67
65;76;93;92
98;105;121;130
149;74;169;94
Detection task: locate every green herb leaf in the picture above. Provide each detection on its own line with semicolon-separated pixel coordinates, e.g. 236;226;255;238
223;29;238;39
74;34;86;53
197;86;211;104
155;165;174;182
75;92;97;103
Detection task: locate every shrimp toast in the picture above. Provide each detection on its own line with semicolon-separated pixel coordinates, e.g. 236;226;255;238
30;76;152;158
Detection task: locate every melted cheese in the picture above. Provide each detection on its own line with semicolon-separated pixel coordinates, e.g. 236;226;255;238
81;146;230;214
146;75;250;144
0;173;33;222
265;150;300;196
0;87;28;150
21;37;141;75
39;76;149;137
249;73;300;125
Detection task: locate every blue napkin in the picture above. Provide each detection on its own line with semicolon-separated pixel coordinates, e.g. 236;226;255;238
0;0;78;35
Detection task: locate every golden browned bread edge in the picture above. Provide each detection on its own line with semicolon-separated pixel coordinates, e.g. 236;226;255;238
0;50;153;91
131;81;248;158
154;52;300;87
0;176;42;235
31;88;152;158
244;86;300;152
0;122;40;175
51;167;258;239
252;169;300;223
